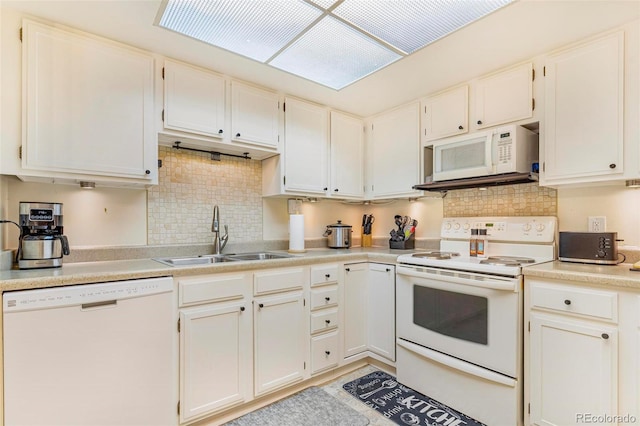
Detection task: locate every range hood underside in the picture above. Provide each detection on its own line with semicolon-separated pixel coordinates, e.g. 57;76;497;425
413;172;538;192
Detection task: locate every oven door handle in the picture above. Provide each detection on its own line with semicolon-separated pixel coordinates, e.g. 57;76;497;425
397;339;517;387
396;265;517;292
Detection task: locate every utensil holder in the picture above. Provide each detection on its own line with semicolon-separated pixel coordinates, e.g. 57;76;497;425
389;234;415;250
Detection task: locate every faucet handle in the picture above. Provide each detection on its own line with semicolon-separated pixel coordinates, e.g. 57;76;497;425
221;225;229;251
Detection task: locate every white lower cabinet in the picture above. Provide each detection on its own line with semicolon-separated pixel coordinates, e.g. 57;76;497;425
177;273;252;424
525;278;632;426
343;262;396;361
253;267;308;396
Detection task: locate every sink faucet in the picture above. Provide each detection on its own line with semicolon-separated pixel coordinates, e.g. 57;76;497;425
211;205;229;254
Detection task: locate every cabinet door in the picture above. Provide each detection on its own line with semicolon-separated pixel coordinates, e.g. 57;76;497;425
368;102;421;198
330;111;364;198
22;20;155;181
283;98;329;194
367;264;396;361
543;32;624;182
474;62;533;130
422;85;468;142
164;59;225;138
343;263;368;357
254;291;307;396
529;313;617;426
231;81;279;149
180;301;251;423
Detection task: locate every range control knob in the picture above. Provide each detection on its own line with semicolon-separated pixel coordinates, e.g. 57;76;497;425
536;223;545;232
453;223;461;230
523;223;532;232
444;223;452;230
463;223;471;230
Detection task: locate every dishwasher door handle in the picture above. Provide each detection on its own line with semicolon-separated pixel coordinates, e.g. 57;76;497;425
81;300;118;310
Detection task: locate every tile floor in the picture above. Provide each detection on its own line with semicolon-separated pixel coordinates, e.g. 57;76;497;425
321;365;396;426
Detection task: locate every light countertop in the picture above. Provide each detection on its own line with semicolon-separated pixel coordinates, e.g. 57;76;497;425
0;247;414;292
524;260;640;290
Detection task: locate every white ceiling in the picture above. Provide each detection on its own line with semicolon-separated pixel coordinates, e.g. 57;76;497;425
2;0;639;117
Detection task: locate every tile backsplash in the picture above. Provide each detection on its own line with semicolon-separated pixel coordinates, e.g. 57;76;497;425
147;146;263;245
443;182;557;217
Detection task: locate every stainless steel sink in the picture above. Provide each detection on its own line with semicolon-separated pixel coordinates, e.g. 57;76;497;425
152;254;238;267
223;252;294;261
152;252;294;266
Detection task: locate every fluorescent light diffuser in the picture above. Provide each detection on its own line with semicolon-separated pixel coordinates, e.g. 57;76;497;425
157;0;513;90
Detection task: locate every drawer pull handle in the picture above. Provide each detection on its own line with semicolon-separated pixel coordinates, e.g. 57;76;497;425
345;268;350;272
325;297;331;302
386;268;391;272
240;306;245;312
564;299;571;305
602;333;609;340
325;320;331;325
325;350;331;356
325;274;331;279
258;303;264;309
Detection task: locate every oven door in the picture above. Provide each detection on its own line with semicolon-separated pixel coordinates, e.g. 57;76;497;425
396;264;521;377
432;131;493;181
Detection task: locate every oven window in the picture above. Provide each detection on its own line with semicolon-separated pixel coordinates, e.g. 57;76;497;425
413;285;488;345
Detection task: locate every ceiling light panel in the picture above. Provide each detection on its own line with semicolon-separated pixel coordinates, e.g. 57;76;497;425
333;0;513;54
308;0;341;10
159;0;322;62
269;15;401;90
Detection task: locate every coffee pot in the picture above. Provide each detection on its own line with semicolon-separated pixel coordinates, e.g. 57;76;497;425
18;202;70;269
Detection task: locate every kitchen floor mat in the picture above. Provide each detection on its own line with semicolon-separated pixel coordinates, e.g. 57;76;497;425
342;370;486;426
224;386;369;426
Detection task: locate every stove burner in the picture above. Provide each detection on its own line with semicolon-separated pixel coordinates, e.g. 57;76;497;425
411;251;461;260
479;256;536;266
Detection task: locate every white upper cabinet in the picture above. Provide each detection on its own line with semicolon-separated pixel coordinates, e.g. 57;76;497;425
472;62;534;130
329;111;364;199
231;81;280;150
284;98;329;194
163;59;225;138
21;20;156;186
367;101;421;199
541;31;625;184
421;85;468;142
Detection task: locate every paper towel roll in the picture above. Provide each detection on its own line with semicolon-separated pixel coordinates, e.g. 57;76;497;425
288;214;305;253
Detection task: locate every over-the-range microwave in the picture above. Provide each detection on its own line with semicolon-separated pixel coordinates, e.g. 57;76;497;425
426;125;539;182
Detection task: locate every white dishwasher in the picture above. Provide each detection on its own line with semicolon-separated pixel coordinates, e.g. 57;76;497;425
3;276;177;426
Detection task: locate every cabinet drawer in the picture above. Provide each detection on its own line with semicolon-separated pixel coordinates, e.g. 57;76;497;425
179;274;250;307
530;282;617;322
311;264;339;286
311;308;338;334
310;286;338;310
254;267;306;295
311;331;339;374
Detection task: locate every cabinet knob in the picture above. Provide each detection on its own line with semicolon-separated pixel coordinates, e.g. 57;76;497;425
564;299;571;305
325;350;331;356
145;169;151;175
609;163;616;169
325;319;331;325
345;268;350;272
334;188;339;192
386;268;391;272
323;187;328;191
477;120;483;125
218;129;223;134
325;274;331;279
258;303;264;309
458;125;464;130
325;297;331;302
240;306;245;312
236;132;241;137
602;333;609;340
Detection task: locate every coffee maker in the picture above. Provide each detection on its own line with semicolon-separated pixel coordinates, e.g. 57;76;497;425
18;202;70;269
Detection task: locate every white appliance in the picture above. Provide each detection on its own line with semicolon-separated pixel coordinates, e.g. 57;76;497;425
3;277;176;426
396;216;557;426
432;125;538;182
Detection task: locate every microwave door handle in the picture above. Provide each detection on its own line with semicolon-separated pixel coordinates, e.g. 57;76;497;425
487;134;496;174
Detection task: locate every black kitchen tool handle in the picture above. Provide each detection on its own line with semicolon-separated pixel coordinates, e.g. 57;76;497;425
60;235;70;256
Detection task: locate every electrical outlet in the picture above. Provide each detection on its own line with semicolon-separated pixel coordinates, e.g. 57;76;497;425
588;216;606;232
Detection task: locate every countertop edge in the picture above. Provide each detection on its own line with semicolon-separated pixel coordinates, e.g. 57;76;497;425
524;261;640;290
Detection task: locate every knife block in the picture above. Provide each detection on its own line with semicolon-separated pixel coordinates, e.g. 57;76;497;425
362;227;372;248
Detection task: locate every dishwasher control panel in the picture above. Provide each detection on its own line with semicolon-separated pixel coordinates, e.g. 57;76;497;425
3;277;173;312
